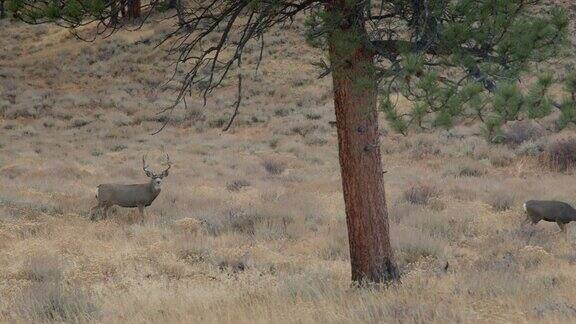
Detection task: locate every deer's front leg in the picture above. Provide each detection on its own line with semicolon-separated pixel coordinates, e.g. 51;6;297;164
89;204;100;221
521;216;532;227
138;205;145;224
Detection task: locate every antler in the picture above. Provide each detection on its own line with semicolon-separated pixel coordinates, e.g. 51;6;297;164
160;154;171;178
142;154;155;178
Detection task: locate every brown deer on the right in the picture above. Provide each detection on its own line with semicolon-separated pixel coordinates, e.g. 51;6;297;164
523;200;576;237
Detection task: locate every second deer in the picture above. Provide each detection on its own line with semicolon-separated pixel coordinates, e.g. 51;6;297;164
523;200;576;237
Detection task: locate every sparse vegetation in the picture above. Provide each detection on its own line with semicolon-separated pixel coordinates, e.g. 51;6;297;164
274;107;291;117
16;282;99;322
304;134;328;146
402;182;440;205
21;254;63;283
517;140;546;157
110;143;128;152
1;2;576;322
409;136;441;159
541;138;576;172
70;117;90;128
15;253;99;322
304;113;322;120
489;148;516;167
456;164;486;177
262;160;286;175
226;179;251;192
217;252;250;273
503;121;545;146
487;191;516;212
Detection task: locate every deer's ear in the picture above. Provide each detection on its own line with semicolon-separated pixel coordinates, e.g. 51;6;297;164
144;169;155;178
161;170;169;178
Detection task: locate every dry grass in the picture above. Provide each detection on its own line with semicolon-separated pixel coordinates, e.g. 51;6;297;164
502;120;546;146
402;182;440;205
16;282;99;322
1;8;576;323
262;159;286;175
540;137;576;172
486;190;517;212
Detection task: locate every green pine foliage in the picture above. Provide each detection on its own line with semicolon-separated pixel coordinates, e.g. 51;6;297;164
8;0;109;22
0;0;5;19
524;73;553;119
558;71;576;129
373;1;569;138
381;96;408;135
5;0;22;13
558;101;576;129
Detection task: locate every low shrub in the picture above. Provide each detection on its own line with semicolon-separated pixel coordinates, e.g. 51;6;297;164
17;283;99;322
502;121;545;146
540;138;576;172
489;148;516;167
21;254;63;283
457;164;485;177
226;179;251;192
487;191;516;212
262;160;286;175
517;140;546;157
403;182;440;205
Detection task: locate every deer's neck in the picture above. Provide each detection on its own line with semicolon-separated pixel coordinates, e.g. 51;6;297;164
570;206;576;219
149;182;161;195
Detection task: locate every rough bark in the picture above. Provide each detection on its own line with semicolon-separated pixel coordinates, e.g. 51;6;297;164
110;0;119;26
120;0;127;19
126;0;141;19
327;0;399;284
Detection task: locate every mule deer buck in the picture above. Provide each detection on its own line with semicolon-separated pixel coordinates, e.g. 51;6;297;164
90;154;171;223
523;200;576;237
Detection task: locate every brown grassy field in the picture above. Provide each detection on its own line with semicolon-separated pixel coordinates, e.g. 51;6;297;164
1;4;576;322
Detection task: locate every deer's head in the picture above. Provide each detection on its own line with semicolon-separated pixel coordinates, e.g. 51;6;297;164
142;154;171;191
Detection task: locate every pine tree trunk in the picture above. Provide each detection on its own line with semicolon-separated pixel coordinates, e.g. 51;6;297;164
327;0;399;284
120;0;126;19
110;1;119;26
127;0;141;19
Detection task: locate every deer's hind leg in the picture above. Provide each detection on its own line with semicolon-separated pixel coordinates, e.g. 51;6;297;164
89;202;104;221
557;222;568;239
100;204;112;220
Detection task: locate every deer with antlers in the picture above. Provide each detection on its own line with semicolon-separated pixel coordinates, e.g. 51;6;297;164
90;154;171;223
